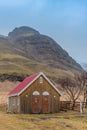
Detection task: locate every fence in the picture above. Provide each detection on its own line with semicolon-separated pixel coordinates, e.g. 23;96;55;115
60;101;86;112
0;102;86;113
0;103;7;112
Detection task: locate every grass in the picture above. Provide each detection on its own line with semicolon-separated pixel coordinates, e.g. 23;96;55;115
0;81;87;130
0;53;28;59
0;51;75;78
0;81;20;104
0;110;87;130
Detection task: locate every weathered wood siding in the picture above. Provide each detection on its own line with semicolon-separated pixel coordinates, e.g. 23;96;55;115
8;96;19;113
19;76;60;113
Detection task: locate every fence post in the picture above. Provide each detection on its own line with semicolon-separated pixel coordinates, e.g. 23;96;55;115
80;101;83;114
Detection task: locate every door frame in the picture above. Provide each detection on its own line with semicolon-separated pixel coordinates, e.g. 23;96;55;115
42;91;50;113
32;91;40;113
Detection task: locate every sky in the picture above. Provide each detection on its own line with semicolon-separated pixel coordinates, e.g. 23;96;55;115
0;0;87;64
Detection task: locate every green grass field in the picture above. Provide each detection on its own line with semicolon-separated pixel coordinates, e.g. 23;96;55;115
0;110;87;130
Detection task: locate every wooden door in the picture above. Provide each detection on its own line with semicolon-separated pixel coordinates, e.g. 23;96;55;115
42;92;50;113
32;91;40;113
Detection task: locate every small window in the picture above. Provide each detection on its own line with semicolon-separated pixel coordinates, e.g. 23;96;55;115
39;76;43;84
43;91;49;95
33;91;40;95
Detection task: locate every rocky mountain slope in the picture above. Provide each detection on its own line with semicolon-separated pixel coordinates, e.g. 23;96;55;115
0;26;84;82
81;63;87;71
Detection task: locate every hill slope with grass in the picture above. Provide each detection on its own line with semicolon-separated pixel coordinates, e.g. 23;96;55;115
0;26;84;82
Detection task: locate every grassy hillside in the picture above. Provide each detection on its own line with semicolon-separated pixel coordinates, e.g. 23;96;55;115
0;81;20;103
0;26;84;82
0;53;75;81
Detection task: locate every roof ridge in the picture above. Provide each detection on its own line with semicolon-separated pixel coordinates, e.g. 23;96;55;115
8;72;62;97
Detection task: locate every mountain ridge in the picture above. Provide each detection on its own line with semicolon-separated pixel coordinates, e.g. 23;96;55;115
81;63;87;71
0;26;84;82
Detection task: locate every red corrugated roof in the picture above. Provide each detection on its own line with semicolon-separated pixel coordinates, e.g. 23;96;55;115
8;72;40;96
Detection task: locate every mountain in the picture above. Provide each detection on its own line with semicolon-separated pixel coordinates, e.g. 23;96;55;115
0;26;84;82
0;35;6;38
81;63;87;71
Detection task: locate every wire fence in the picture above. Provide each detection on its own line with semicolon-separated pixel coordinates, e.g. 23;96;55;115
60;101;86;112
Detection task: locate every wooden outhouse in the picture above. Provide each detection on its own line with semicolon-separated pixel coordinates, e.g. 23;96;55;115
8;72;62;114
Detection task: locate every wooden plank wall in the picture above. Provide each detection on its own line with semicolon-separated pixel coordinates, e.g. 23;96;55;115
20;76;60;113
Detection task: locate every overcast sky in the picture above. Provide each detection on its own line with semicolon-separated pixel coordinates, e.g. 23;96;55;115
0;0;87;64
